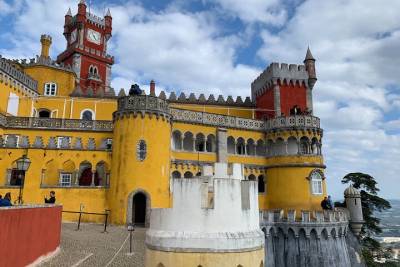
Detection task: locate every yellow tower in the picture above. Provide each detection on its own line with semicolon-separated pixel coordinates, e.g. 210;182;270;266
40;34;52;59
108;85;172;225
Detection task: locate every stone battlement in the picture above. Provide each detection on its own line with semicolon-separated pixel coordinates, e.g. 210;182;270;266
118;89;254;107
0;55;38;91
146;163;264;253
251;62;310;99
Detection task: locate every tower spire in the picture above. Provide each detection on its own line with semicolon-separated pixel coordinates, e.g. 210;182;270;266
66;8;72;16
304;46;315;62
105;8;111;17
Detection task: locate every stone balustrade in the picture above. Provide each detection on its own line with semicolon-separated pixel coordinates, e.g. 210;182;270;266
0;108;320;132
1;115;113;132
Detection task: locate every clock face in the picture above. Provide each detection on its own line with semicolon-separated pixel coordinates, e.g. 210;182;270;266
70;29;77;44
87;29;101;45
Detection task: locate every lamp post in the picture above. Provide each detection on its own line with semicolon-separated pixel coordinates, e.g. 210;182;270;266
127;223;135;254
16;155;31;205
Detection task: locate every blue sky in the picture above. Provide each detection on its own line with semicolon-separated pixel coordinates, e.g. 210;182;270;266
0;0;399;200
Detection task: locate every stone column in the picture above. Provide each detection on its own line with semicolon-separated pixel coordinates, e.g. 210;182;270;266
284;141;288;155
217;128;227;163
306;87;313;114
180;137;183;151
91;170;96;186
273;82;281;117
192;138;196;152
40;169;46;186
75;171;80;186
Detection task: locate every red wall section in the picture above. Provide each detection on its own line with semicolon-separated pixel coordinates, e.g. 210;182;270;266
279;83;307;116
0;205;62;267
256;87;275;119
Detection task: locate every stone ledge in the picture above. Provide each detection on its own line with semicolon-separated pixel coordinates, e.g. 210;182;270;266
145;229;264;252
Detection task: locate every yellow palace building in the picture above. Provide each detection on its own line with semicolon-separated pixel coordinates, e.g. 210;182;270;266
0;1;325;226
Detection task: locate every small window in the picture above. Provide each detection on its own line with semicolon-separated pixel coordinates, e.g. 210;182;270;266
137;140;147;161
310;171;323;195
59;173;72;186
10;169;24;185
81;110;93;120
44;83;57;96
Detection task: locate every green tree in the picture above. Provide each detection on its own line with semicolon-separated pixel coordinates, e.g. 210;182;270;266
341;173;397;266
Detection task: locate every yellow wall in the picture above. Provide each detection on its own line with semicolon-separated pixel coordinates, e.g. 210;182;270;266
108;113;172;224
24;65;75;96
145;248;264;267
0;74;34;116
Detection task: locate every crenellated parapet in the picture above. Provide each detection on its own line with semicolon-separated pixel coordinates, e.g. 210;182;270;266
0;55;38;93
165;91;254;107
251;62;309;99
114;94;171;121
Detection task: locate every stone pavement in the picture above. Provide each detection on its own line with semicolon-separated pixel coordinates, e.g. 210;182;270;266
39;222;145;267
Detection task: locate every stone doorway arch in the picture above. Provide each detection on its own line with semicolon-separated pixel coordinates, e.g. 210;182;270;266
127;189;151;227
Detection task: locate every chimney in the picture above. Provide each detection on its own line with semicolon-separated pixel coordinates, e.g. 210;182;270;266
150;80;156;96
40;34;52;58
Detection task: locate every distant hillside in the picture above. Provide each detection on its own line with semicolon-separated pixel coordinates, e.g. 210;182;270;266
377;199;400;238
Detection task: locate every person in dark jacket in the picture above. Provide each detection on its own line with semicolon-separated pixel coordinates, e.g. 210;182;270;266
44;191;56;204
320;196;329;210
0;192;12;207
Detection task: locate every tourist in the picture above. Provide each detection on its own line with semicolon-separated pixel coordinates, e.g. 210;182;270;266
0;192;12;207
320;196;329;210
44;191;56;204
327;195;335;210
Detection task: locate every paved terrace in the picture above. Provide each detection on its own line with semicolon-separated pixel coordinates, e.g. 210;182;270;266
39;223;145;267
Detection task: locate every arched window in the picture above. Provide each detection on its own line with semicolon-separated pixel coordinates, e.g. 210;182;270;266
300;137;310;154
195;133;205;152
256;139;265;156
258;175;265;193
287;137;298;155
274;138;285;155
311;137;319;154
227;136;235;154
137;140;147;161
310;170;323;195
183;132;194;151
246;139;255;156
184;171;193;178
206;134;216;152
248;174;256;181
171;171;181;178
44;82;57;96
38;109;51;118
236;137;245;155
172;131;182;150
81;109;94;120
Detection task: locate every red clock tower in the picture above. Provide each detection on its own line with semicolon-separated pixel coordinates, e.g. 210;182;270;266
57;0;114;97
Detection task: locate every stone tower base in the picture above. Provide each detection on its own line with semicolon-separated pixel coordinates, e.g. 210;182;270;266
145;248;264;267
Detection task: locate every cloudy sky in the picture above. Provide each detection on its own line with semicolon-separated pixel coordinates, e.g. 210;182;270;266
0;0;399;200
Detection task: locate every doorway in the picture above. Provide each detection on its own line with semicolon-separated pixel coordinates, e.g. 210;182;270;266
132;192;146;226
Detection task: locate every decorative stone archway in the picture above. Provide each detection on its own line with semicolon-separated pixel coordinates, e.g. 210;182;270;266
126;189;151;227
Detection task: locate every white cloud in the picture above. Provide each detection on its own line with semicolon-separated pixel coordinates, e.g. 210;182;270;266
110;3;260;96
209;0;288;25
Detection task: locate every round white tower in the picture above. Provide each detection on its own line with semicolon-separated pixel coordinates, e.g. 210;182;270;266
344;185;364;236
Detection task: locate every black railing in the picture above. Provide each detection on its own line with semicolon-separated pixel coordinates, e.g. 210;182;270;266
62;209;110;232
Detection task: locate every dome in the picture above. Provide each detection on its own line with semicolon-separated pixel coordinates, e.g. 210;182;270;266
344;185;361;197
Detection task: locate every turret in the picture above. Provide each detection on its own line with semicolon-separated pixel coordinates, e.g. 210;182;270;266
104;8;112;40
304;47;317;90
77;0;87;23
64;8;72;37
40;34;52;59
344;185;364;236
108;85;172;225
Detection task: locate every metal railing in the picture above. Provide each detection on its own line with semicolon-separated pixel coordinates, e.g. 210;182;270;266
62;209;110;232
